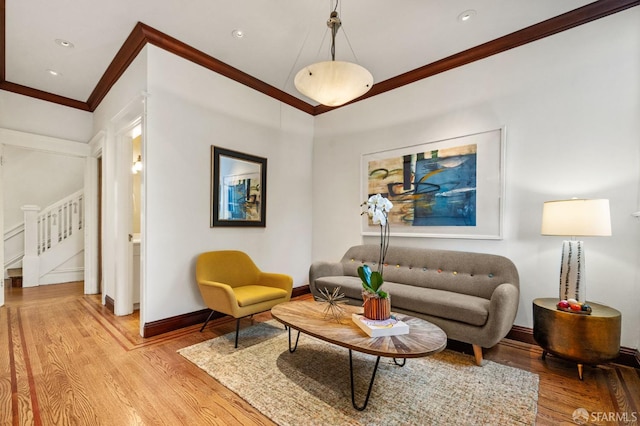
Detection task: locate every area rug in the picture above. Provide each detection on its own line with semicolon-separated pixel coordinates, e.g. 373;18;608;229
178;321;538;425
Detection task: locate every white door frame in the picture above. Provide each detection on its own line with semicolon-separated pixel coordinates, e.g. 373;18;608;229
84;131;105;296
105;95;146;325
0;144;4;307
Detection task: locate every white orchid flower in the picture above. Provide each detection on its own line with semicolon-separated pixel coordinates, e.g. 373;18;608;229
380;197;393;212
359;194;393;297
365;194;393;226
371;209;387;226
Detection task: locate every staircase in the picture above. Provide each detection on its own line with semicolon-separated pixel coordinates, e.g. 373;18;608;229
7;267;22;288
4;191;84;287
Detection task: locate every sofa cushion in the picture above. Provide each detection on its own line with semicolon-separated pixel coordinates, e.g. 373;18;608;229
384;282;490;327
233;285;289;307
339;245;519;300
315;276;364;300
314;276;490;327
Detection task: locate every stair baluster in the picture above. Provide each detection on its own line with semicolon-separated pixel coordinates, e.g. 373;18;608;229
19;191;84;287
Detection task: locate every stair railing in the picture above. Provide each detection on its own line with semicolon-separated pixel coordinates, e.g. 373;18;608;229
21;191;83;286
36;190;83;254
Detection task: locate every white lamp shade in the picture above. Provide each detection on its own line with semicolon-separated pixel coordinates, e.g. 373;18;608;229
294;60;373;107
541;199;611;237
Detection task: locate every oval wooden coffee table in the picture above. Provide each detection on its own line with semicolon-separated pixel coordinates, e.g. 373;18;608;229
271;300;447;410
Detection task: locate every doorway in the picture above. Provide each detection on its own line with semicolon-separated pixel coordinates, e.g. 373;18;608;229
130;132;142;311
103;94;146;336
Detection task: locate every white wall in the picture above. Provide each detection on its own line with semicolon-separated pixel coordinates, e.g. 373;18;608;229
312;9;640;348
2;145;84;228
92;47;148;305
0;91;93;142
91;47;149;137
143;46;314;323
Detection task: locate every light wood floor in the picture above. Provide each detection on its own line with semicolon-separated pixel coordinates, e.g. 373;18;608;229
2;282;639;425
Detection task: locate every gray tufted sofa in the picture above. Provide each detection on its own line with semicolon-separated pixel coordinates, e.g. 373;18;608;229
309;244;520;365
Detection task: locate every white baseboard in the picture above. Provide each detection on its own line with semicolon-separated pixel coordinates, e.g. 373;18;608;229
39;268;84;286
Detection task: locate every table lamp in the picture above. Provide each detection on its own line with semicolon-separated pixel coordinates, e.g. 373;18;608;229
541;198;611;302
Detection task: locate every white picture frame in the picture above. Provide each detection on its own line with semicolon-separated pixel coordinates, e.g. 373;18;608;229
361;127;505;239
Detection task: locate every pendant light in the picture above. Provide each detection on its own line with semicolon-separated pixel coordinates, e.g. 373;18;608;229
294;3;373;107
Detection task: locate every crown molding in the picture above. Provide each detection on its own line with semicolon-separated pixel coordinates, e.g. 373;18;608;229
137;23;315;115
1;0;638;115
85;22;148;111
313;0;640;115
0;80;90;110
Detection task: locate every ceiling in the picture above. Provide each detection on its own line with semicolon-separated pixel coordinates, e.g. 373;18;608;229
0;0;636;114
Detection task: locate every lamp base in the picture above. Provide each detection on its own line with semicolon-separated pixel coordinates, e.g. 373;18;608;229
559;240;586;302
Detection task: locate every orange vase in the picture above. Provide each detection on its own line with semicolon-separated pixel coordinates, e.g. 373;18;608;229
363;293;391;320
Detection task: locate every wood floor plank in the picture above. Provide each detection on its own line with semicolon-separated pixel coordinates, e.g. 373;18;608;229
10;308;37;425
0;308;13;425
2;282;638;425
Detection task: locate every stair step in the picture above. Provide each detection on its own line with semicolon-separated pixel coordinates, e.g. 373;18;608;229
6;268;22;288
7;268;22;278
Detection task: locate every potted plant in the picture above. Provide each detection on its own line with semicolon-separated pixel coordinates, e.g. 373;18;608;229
358;194;392;320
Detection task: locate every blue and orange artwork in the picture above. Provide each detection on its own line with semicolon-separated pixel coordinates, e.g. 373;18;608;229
367;144;477;227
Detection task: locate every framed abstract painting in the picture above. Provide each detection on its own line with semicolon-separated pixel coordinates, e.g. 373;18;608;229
361;128;505;239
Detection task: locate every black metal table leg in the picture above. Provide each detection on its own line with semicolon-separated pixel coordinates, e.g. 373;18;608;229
393;358;406;367
287;327;301;353
349;350;381;411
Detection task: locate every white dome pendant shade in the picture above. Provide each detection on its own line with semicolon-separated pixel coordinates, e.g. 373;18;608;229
294;60;373;107
294;6;373;107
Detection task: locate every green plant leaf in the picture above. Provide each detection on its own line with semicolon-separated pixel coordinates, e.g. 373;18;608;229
357;266;369;285
370;271;384;292
378;290;388;299
357;265;373;285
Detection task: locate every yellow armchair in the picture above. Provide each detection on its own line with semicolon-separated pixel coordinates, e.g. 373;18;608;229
195;250;293;347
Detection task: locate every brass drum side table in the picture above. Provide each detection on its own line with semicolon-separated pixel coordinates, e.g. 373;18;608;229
532;297;621;380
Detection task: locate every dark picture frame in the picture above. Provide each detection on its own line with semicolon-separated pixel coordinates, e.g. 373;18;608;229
211;146;267;227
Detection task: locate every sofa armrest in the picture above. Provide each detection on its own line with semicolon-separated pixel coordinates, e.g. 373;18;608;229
308;261;345;296
197;280;239;316
257;272;294;295
483;283;520;347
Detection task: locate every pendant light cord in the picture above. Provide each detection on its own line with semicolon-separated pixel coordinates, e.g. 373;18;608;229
328;0;362;64
328;0;341;61
330;13;339;61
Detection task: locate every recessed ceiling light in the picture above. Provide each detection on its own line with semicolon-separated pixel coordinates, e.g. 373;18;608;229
231;29;245;39
46;69;62;77
54;38;74;48
457;10;477;23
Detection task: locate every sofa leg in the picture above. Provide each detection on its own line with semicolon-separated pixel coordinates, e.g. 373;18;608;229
234;318;241;348
472;345;483;366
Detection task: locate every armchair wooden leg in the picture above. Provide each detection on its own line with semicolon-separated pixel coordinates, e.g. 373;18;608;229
472;344;483;366
235;318;241;348
200;310;216;332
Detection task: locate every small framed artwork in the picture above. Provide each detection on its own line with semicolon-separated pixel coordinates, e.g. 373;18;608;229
361;128;505;239
211;146;267;227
